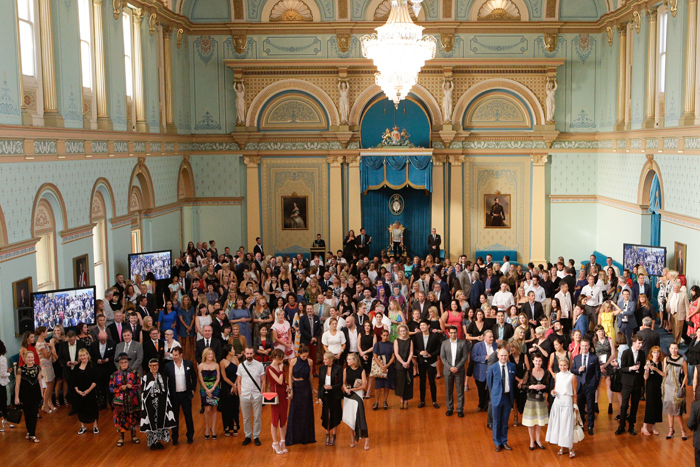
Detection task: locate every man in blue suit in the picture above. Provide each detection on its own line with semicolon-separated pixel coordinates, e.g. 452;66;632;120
469;271;485;309
571;339;600;435
486;342;517;452
617;290;638;345
471;330;497;411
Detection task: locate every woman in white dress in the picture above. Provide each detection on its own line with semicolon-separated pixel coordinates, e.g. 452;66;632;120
322;318;347;361
271;310;293;360
546;357;578;458
195;304;212;341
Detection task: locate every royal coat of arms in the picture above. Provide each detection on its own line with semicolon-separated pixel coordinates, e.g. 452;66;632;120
376;125;415;148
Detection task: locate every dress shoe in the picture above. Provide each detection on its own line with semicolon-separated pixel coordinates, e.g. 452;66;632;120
594;402;599;414
502;444;513;451
254;438;262;446
187;438;194;444
68;408;77;416
433;402;440;409
200;407;205;414
156;442;164;450
588;427;594;436
418;402;425;408
628;428;637;436
172;440;179;446
458;411;464;418
242;437;252;446
495;445;502;452
487;424;492;430
614;427;625;435
446;410;453;416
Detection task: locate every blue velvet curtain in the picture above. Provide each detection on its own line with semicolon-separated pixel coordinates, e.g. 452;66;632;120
649;174;661;246
360;156;432;193
361;187;431;259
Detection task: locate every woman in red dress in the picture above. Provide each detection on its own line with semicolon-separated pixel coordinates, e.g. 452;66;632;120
686;286;700;336
442;300;464;339
266;349;289;454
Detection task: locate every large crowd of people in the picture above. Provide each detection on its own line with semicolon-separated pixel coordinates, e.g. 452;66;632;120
2;238;700;462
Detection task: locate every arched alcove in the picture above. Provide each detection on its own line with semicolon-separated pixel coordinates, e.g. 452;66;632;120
178;157;196;200
31;184;68;291
128;160;156;211
359;93;432;148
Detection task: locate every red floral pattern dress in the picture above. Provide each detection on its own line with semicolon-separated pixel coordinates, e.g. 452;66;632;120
109;369;141;432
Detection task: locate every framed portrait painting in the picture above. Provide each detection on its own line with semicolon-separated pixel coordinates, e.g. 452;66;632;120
13;277;33;309
73;254;90;288
674;242;687;276
484;193;511;228
282;195;308;230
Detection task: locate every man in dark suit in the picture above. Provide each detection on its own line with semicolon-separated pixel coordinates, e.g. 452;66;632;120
107;310;126;343
432;282;450;313
486;342;517;452
561;267;577;296
299;304;321;370
355;228;371;258
58;331;87;413
615;335;646;435
427;228;441;262
89;331;116;409
89;314;112;342
412;292;430;320
440;326;469;417
165;347;197;445
618;290;638;346
687;392;700;466
637;317;660;356
253;237;264;257
136;294;153;324
126;312;143;343
138;284;158;317
210;308;230;342
312;234;326;249
469;272;486;309
491;310;514;341
631;274;649;303
521;291;545;326
416;320;441;408
195;324;223;363
584;255;599;277
572;339;601;435
142;327;165;372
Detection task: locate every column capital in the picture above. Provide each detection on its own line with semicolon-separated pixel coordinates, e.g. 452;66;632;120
448;155;465;166
345;155;360;166
433;154;447;166
646;6;658;20
133;8;144;24
162;24;173;36
244;156;261;166
530;154;549;165
617;22;628;35
327;155;343;166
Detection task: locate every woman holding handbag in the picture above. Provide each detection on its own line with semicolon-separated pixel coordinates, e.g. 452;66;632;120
371;329;395;410
266;349;289;454
343;353;370;450
318;352;343;446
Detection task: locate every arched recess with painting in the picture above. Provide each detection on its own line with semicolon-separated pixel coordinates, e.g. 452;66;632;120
128;160;156;254
31;184;68;291
358;93;433;259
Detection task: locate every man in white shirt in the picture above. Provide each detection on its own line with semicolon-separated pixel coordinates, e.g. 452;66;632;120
554;282;573;334
525;276;546;303
345;315;359;353
324;308;347;331
492;282;515;312
603;257;620;277
581;274;603;326
165;347;196;444
237;347;266;446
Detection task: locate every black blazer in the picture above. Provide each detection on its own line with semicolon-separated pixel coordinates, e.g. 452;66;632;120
142;338;165;371
89;339;116;371
521;301;544;323
687;400;700;449
253;244;264;257
427;234;441;250
165;359;197;398
317;364;343;400
491;323;515;341
107;322;125;343
195;338;223;364
57;340;87;367
414;332;441;365
620;348;646;387
299;314;321;345
210;317;230;342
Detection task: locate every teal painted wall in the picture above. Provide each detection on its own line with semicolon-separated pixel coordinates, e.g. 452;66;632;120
52;0;83;128
142;20;161;132
0;0;23;125
172;32;192;134
630;16;648;130
103;6;127;130
664;3;688;127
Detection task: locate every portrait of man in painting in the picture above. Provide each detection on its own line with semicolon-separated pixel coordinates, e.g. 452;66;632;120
485;194;510;228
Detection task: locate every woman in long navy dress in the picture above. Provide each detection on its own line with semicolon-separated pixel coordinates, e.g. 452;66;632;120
286;345;316;446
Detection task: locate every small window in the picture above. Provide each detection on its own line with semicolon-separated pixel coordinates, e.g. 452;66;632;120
122;11;133;98
17;0;36;77
658;9;668;93
78;0;92;89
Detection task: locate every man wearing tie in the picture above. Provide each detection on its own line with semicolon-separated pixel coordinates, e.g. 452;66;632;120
416;320;441;409
617;290;638;346
137;295;151;325
195;325;223;363
472;330;497;413
108;310;126;343
427;228;441;262
90;331;116;409
299;304;321;372
486;343;516;452
355;228;371;258
571;339;601;435
114;329;144;377
440;326;468;417
616;335;645;436
142;328;164;373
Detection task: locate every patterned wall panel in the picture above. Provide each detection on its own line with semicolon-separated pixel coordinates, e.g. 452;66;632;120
597;153;646;204
145;156;182;206
655;154;700;219
142;20;160;132
0;0;23;125
550;153;598;195
172;33;192;133
189;154;244;197
664;1;688;127
566;34;597;132
52;0;83;128
260;157;328;255
103;4;127;130
629;17;648;130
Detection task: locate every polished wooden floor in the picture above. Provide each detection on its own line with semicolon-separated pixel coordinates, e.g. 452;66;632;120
2;375;695;467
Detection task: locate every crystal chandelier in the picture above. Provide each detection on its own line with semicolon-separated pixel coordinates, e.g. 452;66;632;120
361;0;436;107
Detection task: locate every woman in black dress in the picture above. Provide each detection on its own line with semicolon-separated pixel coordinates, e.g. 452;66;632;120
286;345;316;446
219;344;240;437
72;349;99;435
14;351;43;442
342;230;357;262
343;353;370;450
358;321;375;399
509;341;530;426
642;346;665;436
318;352;343;446
394;324;414;409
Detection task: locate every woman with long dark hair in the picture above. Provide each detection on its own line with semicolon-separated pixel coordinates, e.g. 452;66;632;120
286;345;316;446
219;344;240;437
318;352;343;445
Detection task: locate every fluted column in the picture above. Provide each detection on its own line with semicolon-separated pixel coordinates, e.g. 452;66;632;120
346;155;362;233
642;8;658;129
328;156;343;253
679;0;698;125
615;23;627;131
530;155;548;266
431;156;446;251
37;0;63;127
162;25;177;134
448;155;465;261
92;0;112;129
244;156;261;252
132;8;148;132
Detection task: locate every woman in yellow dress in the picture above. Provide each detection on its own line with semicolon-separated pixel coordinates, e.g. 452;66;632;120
597;301;621;345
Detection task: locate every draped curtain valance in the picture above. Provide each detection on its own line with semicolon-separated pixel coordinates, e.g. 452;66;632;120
360;156;433;193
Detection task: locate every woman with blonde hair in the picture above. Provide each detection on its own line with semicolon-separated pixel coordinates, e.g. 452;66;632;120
51;325;67;406
393;324;414;409
597;301;620;344
198;348;221;440
387;299;405;342
142;316;155;344
35;326;55;413
510;326;528;354
515;287;529;313
73;348;99;435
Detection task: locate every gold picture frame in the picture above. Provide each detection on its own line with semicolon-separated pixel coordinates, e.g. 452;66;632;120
73;254;90;288
484;193;511;229
13;276;33;309
674;241;687;276
282;194;308;230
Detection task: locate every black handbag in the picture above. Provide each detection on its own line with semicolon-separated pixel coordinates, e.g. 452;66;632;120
466;359;475;377
6;405;23;424
610;368;623;393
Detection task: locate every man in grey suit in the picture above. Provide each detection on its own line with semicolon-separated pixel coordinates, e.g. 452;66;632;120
458;257;473;298
89;314;112;342
440;326;469;417
114;328;144;377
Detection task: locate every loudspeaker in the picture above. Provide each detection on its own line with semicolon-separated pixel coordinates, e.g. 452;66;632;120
16;306;34;334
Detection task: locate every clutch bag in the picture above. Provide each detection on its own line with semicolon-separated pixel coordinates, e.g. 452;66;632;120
262;392;279;405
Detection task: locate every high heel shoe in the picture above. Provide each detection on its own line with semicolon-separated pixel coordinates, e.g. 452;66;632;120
330;434;336;446
681;430;688;441
272;442;281;454
325;434;330;445
666;428;675;439
529;444;535;451
279;440;288;453
569;450;575;458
